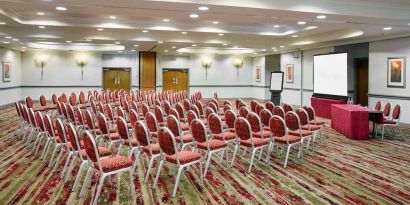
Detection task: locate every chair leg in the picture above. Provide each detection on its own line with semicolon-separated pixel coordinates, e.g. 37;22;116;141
284;145;291;168
34;134;45;155
398;126;404;138
72;161;87;192
48;144;60;167
382;125;385;140
297;139;304;159
65;156;77;182
248;148;257;173
61;152;73;178
129;169;136;197
52;147;65;173
199;160;203;184
132;151;141;175
92;174;106;205
32;133;42;153
144;156;155;183
258;147;263;160
230;144;239;168
40;138;51;160
203;151;213;179
172;166;184;197
266;142;272;165
80;167;93;198
153;159;164;189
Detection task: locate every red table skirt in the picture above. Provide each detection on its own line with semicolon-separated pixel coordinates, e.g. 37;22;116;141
311;97;346;119
331;104;369;140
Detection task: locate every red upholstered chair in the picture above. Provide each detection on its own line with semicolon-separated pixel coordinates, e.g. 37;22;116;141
269;116;302;168
117;116;139;157
238;101;247;109
166;115;194;150
39;95;57;111
246;112;271;139
296;108;321;151
25;96;33;108
255;104;264;115
224;109;237;132
75;107;86;129
235;99;242;110
250;100;258;112
208;102;219;115
379;104;403;140
382;102;391;120
24;108;38;146
163;100;171;116
273;106;285;119
283;103;293;113
238;106;249;118
175;103;188;122
170;108;190;132
40;114;57;161
231;117;271;172
145;112;160;137
183;99;191;112
303;106;326;126
195;101;205;117
105;103;116;125
187;110;198;126
153;127;202;197
52;94;58;105
222;104;232;116
265;101;275;113
97;113;122;150
191;104;201;119
84;109;101;138
66;104;77;123
374;101;382;112
139;102;149;120
154;105;166;127
129;109;138;129
69;92;77;106
32;111;48;155
208;113;236;158
49;118;69;172
191;118;228;178
259;108;272;131
82;131;135;205
134;121;161;182
285;111;312;159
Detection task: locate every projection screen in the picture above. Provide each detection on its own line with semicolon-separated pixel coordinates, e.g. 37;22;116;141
313;53;348;97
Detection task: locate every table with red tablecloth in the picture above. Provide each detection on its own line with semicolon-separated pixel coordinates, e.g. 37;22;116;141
331;104;370;140
311;97;346;119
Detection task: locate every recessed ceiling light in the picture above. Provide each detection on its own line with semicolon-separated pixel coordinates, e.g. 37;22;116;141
233;46;238;48
66;40;72;43
115;41;121;44
0;22;5;25
85;39;92;42
56;6;67;11
273;49;278;52
190;14;199;19
109;16;116;19
163;18;170;22
383;27;392;31
212;21;219;24
22;47;27;49
271;47;276;49
97;28;104;31
38;25;46;29
192;44;197;47
117;50;123;53
142;30;149;33
172;46;176;49
262;49;267;51
280;45;285;48
292;35;298;38
164;50;169;52
316;15;326;19
37;12;45;15
12;38;19;41
198;6;209;11
134;44;139;47
158;41;163;44
222;43;228;46
297;21;306;25
218;33;224;36
19;42;23;45
273;24;280;28
253;53;257;55
3;42;9;44
5;36;12;39
181;31;188;35
131;49;135;52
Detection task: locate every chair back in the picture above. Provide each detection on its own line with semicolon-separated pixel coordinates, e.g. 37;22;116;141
269;115;286;138
44;114;55;137
285;111;301;131
175;103;185;119
223;105;232;114
303;106;316;122
117;116;130;140
163;100;171;115
246;112;262;133
28;108;36;127
191;119;208;143
15;102;22;118
25;96;33;108
84;110;96;131
55;118;68;143
141;103;149;117
208;113;222;134
67;104;76;122
187;110;198;126
117;106;126;120
75;107;85;125
273;106;285;119
154;106;165;123
208;102;218;114
204;107;215;119
224;110;237;130
283;103;293;113
158;127;178;157
265;101;275;112
255;104;264;115
52;94;58;104
195;101;204;115
79;91;86;104
66;123;82;151
259;109;272;128
296;108;309;126
383;102;391;118
238;107;249;118
166;115;181;137
235;99;242;109
183;99;191;112
61;103;68;119
250;100;258;112
169;108;180;121
392;104;401;121
129;109;138;127
191;105;200;117
145;112;159;133
69;93;77;106
375;101;382;111
105;104;114;121
134;121;150;146
40;95;47;106
234;117;251;140
97;113;109;135
82;131;102;171
35;111;45;132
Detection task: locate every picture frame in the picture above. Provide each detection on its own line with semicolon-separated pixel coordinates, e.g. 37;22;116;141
387;57;406;88
2;61;11;82
286;64;294;83
255;66;261;82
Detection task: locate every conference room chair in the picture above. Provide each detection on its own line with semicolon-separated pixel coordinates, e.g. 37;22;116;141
269;116;302;168
97;113;122;150
231;117;271;172
16;104;28;140
195;100;205;118
250;100;259;113
129;109;139;129
238;106;250;118
208;102;220;116
285;112;313;159
169;108;190;132
283;103;294;113
190;104;202;120
154;105;167;127
183;99;191;112
265;101;275;113
14;102;25;137
374;101;382;111
145;112;160;138
187;110;199;126
191;118;228;179
82;131;135;205
208;112;237;153
139;102;150;120
303;106;326;126
69;92;77;106
273;106;285;119
24;108;38;146
163;100;172;116
166;115;194;150
50;118;70;173
39;95;57;113
116;116;139;159
40;114;58;161
235;99;243;110
296;108;321;151
382;102;392;120
32;111;47;156
175;103;188;123
224;109;237;132
259;108;273;131
379;104;403;140
153;127;202;197
203;107;216;125
66;104;77;124
247;112;271;139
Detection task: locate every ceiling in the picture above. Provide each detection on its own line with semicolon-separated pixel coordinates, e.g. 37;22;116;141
0;0;410;55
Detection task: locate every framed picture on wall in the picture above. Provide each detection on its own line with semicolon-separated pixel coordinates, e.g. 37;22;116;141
255;66;261;82
387;57;406;88
2;61;11;82
286;64;294;83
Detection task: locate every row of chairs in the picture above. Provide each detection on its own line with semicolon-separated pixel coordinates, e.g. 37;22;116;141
374;101;403;139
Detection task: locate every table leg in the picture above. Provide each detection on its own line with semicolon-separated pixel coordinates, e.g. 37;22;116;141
372;117;376;139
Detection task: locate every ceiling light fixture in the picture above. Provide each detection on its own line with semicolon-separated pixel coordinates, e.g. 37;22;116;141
66;40;72;43
5;36;12;39
192;44;197;47
212;21;219;24
115;41;121;44
181;31;188;35
164;50;169;52
37;12;45;15
273;49;278;52
134;44;139;47
109;16;116;19
271;47;276;49
131;49;135;52
97;28;104;31
198;6;209;11
292;35;298;38
218;33;224;36
22;47;27;49
56;6;67;11
3;42;9;44
12;38;19;41
0;22;5;25
297;21;306;25
190;14;199;19
383;27;392;31
142;30;149;33
163;18;170;22
38;25;46;29
222;43;227;46
158;41;163;44
280;45;285;48
273;24;280;28
233;45;238;48
316;15;326;19
172;46;176;49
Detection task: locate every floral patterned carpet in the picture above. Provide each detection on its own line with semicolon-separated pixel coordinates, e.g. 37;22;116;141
0;104;410;205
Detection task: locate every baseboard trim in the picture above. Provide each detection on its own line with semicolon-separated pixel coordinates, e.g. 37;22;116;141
368;94;410;100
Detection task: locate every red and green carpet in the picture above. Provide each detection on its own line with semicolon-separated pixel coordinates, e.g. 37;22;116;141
0;104;409;205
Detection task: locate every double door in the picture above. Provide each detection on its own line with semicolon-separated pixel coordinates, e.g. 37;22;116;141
162;69;188;92
103;68;131;92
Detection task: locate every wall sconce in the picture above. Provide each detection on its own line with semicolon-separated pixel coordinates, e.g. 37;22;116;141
35;54;49;80
201;58;212;80
293;48;300;59
233;58;243;79
75;54;88;80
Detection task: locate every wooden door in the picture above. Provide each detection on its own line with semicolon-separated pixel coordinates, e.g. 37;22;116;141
163;69;188;91
140;52;156;91
355;58;369;106
103;68;131;92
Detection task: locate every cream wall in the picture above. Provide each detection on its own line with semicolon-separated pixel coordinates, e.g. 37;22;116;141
0;47;22;105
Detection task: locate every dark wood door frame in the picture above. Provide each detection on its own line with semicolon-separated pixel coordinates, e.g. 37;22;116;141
139;51;156;90
354;58;369;106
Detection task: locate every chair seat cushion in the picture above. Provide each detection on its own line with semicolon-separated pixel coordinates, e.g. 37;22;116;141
289;129;313;137
81;147;112;159
104;132;121;140
180;123;189;131
197;139;227;151
94;156;133;172
382;120;397;125
252;130;271;138
166;151;201;165
150;131;158;137
158;122;167;127
274;135;301;144
175;134;194;143
309;120;325;125
213;132;236;141
301;125;321;131
142;143;161;154
240;138;269;147
123;138;139;146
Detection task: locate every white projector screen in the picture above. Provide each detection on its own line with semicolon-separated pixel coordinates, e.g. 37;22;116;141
270;72;284;91
314;53;348;97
